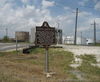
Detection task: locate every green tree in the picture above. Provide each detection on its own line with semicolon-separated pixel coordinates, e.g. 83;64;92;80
2;36;9;42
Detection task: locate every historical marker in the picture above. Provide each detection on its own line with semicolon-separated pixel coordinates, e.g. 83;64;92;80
35;21;56;46
35;21;56;75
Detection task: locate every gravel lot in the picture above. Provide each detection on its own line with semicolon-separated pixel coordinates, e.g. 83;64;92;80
62;45;100;67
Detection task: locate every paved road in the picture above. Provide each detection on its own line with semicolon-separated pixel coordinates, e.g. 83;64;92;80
0;43;30;52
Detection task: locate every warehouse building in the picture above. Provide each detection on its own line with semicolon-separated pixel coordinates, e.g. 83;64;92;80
15;31;29;42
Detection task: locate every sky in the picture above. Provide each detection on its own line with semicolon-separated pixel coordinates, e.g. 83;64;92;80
0;0;100;40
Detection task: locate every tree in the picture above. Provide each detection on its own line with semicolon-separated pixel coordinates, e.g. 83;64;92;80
2;36;9;42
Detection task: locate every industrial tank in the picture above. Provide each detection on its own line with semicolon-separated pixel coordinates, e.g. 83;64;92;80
63;36;87;45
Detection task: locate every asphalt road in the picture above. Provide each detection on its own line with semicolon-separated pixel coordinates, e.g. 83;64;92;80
0;43;30;52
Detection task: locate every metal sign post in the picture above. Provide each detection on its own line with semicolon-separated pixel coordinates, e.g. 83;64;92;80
16;36;18;55
35;21;56;75
45;46;49;73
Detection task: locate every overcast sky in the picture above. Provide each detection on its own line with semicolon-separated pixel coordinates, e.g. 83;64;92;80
0;0;100;40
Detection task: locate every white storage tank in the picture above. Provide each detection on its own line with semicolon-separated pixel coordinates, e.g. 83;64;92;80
63;35;87;45
64;36;74;44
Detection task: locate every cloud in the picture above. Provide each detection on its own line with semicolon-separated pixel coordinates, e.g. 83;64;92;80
21;0;28;3
78;1;85;6
78;0;89;6
64;6;71;10
0;0;99;40
78;0;100;11
42;0;55;8
0;0;56;38
95;1;100;10
93;0;98;3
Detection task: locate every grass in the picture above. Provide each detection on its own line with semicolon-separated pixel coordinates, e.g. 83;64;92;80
0;48;76;82
96;43;100;46
0;53;5;57
88;43;100;46
77;54;97;64
0;72;23;82
30;48;45;54
0;48;100;82
77;54;100;82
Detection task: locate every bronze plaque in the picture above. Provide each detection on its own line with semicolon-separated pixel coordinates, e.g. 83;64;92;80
35;21;56;46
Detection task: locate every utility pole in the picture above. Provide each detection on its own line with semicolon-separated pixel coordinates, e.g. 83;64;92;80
6;28;8;37
81;32;82;45
16;36;18;55
94;21;96;45
57;22;59;45
74;8;79;45
91;21;97;45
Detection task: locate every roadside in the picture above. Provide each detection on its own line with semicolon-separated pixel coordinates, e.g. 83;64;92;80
0;47;100;82
0;43;31;52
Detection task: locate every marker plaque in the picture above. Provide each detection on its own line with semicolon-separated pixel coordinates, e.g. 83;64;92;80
35;21;56;46
35;21;56;74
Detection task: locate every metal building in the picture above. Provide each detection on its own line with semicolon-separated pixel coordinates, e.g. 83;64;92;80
15;31;29;42
30;28;36;43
